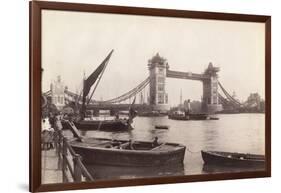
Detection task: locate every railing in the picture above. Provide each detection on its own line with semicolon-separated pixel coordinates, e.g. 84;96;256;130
55;121;94;183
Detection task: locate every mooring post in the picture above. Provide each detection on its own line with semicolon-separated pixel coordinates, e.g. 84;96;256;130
62;137;68;183
73;154;82;182
57;130;62;170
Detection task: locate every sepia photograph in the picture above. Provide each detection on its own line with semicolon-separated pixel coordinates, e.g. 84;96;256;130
36;3;269;188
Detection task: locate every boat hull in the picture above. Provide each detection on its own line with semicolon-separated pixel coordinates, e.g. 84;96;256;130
73;120;131;131
168;114;208;120
201;150;265;167
155;125;169;130
70;138;186;167
138;112;167;117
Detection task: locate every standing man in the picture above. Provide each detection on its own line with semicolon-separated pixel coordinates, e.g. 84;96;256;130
48;113;55;128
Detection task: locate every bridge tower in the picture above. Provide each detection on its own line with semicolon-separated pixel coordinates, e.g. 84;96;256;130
202;63;223;113
148;53;170;112
50;75;66;110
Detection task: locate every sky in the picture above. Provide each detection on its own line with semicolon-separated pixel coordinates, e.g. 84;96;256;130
42;10;265;106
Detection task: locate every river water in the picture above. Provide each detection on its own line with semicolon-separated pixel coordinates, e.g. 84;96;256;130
73;113;265;180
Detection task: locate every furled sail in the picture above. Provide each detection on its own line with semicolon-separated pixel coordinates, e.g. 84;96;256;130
128;97;137;123
81;49;114;117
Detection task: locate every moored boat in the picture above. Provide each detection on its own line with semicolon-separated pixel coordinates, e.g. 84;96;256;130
209;117;219;120
73;50;136;131
69;138;186;167
201;150;265;167
154;125;169;130
73;119;132;131
138;111;167;117
168;112;209;120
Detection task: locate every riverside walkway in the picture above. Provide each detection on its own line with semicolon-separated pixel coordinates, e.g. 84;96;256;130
41;120;94;184
41;148;62;184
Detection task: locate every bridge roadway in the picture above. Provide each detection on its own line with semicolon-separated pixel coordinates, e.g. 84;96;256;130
86;103;153;111
166;70;209;81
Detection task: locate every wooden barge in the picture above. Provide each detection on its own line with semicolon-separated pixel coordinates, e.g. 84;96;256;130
69;138;186;167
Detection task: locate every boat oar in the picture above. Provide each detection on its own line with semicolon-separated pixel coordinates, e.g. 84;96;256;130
66;120;83;142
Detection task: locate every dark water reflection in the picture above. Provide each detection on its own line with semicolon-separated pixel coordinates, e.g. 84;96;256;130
86;164;184;180
67;113;265;180
201;163;264;174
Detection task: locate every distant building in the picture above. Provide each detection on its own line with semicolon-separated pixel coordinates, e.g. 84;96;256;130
184;100;202;113
170;99;202;113
246;93;262;110
50;76;65;110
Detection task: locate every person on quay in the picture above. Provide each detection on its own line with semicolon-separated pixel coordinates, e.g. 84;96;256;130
48;127;55;149
41;119;50;150
53;114;63;149
48;113;55;128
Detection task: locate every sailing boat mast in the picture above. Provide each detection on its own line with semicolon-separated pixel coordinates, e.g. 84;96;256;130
80;49;114;119
86;55;110;105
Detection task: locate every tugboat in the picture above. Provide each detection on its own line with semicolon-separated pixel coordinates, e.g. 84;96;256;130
168;99;209;120
168;111;209;120
168;98;219;121
73;50;136;131
138;111;166;117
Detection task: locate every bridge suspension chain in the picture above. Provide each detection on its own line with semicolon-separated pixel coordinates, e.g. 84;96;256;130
98;77;150;104
218;93;240;107
218;82;241;107
63;77;150;104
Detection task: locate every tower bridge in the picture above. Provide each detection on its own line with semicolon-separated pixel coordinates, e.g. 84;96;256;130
44;53;244;114
148;53;222;113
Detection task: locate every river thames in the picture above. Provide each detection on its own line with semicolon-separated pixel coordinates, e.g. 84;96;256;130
66;113;265;180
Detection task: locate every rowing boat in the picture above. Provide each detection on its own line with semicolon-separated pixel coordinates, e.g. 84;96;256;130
154;125;169;130
70;138;186;167
201;150;265;167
